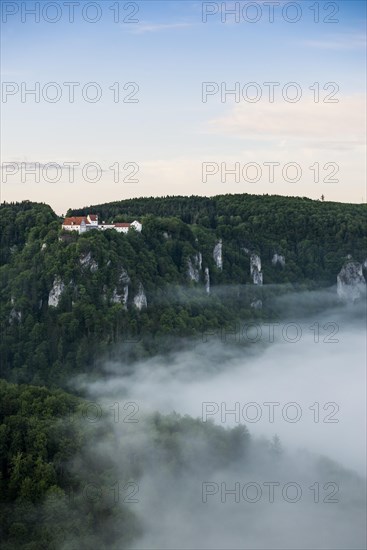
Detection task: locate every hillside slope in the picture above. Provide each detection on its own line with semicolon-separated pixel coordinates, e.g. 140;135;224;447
1;195;366;385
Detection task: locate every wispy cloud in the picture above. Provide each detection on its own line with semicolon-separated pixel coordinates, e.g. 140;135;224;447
206;95;366;151
0;69;28;77
303;33;366;51
130;22;192;34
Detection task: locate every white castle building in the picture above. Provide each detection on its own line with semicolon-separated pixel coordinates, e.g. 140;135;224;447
62;214;142;234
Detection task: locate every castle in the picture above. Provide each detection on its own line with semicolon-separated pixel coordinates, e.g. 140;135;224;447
62;214;142;234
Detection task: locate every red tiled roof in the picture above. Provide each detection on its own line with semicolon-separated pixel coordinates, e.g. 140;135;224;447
63;216;90;226
88;214;98;221
114;223;131;227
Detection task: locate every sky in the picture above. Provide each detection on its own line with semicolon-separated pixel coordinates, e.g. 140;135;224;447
1;0;366;214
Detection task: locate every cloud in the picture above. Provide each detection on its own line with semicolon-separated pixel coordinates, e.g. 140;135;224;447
83;299;367;476
130;22;192;34
303;34;366;51
72;297;367;549
301;140;365;152
206;95;366;150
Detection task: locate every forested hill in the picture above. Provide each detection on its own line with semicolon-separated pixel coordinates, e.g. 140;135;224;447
70;192;365;231
0;196;366;386
0;201;57;265
0;196;366;547
70;193;366;278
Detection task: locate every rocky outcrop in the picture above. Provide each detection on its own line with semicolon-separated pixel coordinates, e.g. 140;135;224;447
272;253;285;267
250;254;263;285
187;259;199;283
111;268;130;307
187;253;202;283
197;252;202;271
204;267;210;294
9;297;21;323
133;283;147;310
80;251;98;273
243;248;263;285
111;287;129;306
9;308;22;323
118;268;130;285
48;277;65;307
213;240;223;270
337;261;366;303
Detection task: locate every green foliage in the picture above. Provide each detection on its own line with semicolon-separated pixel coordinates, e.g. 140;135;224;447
1;195;366;386
1;195;365;548
0;201;57;265
0;379;144;549
0;380;254;549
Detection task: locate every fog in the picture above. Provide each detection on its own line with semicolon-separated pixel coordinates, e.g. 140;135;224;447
73;294;366;549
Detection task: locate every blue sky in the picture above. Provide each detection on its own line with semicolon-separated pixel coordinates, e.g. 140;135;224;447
1;0;366;213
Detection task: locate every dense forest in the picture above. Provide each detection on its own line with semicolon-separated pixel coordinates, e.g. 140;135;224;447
0;378;257;549
1;196;366;386
1;378;365;550
1;195;366;548
70;193;366;282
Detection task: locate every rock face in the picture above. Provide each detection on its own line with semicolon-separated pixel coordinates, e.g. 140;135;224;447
48;277;65;307
204;267;210;294
9;297;21;323
197;252;202;271
134;283;147;310
187;260;199;282
213;240;223;270
272;253;285;267
111;268;130;307
111;287;129;306
80;251;98;273
9;309;22;323
187;253;202;283
250;254;263;285
118;268;130;285
337;261;366;303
